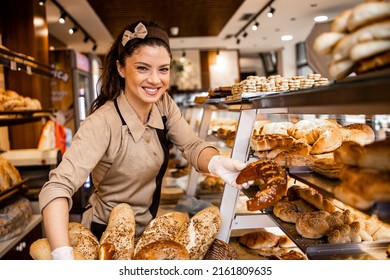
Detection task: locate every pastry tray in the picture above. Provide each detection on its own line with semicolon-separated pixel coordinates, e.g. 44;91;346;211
265;209;390;260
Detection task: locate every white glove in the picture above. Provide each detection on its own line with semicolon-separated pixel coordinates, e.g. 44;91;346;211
208;155;254;190
51;246;74;260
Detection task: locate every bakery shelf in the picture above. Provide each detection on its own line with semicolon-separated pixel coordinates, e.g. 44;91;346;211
0;110;53;126
265;209;390;260
249;70;390;115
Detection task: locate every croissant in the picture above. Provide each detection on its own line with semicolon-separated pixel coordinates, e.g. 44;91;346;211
236;159;287;211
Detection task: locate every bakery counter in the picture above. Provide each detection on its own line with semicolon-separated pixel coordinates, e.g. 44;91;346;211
265;210;390;260
0;214;42;259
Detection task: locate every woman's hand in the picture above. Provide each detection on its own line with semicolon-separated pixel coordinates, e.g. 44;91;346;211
208;155;254;189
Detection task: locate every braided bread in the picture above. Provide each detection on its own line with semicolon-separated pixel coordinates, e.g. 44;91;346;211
236;159;287;211
273;199;316;223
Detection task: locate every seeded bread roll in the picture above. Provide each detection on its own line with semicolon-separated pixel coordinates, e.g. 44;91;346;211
100;203;135;260
175;206;222;260
133;240;190;260
134;211;188;255
68;222;100;260
29;238;86;260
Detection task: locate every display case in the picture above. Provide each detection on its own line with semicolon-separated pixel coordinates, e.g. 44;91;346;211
193;70;390;260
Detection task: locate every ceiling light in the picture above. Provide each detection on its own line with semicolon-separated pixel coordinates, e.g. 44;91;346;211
281;35;293;41
170;26;179;36
251;22;259;31
83;35;89;43
243;31;248;38
267;7;275;18
92;44;97;51
314;15;328;22
38;0;46;6
69;26;78;35
58;12;66;24
236;38;240;44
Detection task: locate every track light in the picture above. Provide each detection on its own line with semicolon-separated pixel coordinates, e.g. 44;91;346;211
267;6;275;18
38;0;46;6
83;35;89;43
243;31;248;38
92;44;98;51
236;38;240;44
69;26;78;35
58;12;66;24
252;22;259;31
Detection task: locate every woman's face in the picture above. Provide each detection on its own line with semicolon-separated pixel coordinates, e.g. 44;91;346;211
117;45;171;106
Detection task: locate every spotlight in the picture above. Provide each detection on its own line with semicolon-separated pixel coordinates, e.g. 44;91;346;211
38;0;46;6
243;31;248;38
83;35;89;43
92;44;97;51
59;12;66;24
236;38;240;44
69;26;78;35
252;22;259;31
267;7;275;18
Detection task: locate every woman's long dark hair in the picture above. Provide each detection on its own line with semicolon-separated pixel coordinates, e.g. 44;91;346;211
90;20;172;113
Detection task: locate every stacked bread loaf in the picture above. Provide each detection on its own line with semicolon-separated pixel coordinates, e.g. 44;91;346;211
0;88;42;111
314;1;390;79
0;156;22;192
333;138;390;210
273;185;390;244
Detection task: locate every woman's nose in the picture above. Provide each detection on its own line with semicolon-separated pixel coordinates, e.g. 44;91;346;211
147;71;160;84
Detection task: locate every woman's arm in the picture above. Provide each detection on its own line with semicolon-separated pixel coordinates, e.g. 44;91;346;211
42;197;71;251
197;147;219;173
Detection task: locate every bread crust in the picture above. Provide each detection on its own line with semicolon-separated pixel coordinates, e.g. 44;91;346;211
29;238;86;260
68;222;99;260
347;2;390;32
134;211;188;255
236;159;287;211
238;230;280;249
175;206;222;260
133;240;190;260
340;123;375;146
100;203;135;260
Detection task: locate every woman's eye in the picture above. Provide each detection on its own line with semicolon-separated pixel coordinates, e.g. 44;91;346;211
137;66;148;71
160;67;169;73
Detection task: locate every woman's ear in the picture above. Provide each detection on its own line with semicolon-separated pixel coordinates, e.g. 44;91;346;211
116;60;125;78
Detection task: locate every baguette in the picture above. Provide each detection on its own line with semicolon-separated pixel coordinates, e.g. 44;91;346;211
175;206;222;260
100;203;135;260
29;238;86;260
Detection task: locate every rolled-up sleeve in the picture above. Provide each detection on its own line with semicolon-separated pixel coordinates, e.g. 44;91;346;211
39;105;120;212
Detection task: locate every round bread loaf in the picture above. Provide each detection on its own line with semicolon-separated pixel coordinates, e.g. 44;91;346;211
175;206;222;260
295;210;332;239
134;211;188;255
29;238;86;260
100;203;135;260
68;222;99;260
340;123;375;146
133;239;190;260
347;2;390;32
334;138;390;171
314;32;346;55
350;40;390;62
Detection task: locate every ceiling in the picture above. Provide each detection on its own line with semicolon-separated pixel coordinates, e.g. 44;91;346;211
45;0;362;56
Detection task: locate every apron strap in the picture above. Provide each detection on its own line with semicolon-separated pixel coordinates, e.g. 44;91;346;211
113;98;169;218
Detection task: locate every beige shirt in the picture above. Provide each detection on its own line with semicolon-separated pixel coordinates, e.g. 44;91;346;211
39;92;215;236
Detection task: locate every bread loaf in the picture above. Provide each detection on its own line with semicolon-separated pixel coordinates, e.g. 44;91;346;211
314;32;346;55
134;211;188;255
100;203;135;260
29;238;86;260
250;134;295;151
273;199;316;223
68;222;99;260
334;138;390;171
350;40;390;62
340;123;375;146
133;240;190;260
238;230;280;249
328;59;355;80
236;159;287;211
347;2;390;32
175;206;222;260
355;50;390;73
203;239;239;260
331;9;353;33
333;184;372;210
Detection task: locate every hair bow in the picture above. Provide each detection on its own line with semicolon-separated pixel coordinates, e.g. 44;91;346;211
121;22;148;46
